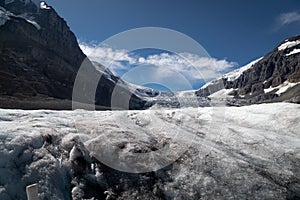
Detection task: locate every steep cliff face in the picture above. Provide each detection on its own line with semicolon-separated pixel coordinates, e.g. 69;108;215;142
0;1;82;99
196;35;300;105
0;0;148;110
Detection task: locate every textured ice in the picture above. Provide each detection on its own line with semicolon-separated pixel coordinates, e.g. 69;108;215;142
0;103;299;199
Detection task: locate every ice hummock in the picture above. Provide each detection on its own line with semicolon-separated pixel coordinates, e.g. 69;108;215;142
0;103;299;199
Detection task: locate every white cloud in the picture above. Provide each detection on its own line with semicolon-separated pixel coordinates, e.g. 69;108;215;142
278;11;300;26
136;52;236;80
79;43;135;73
79;42;237;89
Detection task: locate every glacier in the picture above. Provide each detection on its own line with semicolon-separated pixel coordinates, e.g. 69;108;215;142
0;103;299;199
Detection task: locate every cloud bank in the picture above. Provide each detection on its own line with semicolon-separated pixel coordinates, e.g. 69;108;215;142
79;43;237;90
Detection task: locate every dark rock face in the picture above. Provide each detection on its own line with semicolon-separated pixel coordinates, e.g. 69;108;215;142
196;35;300;105
0;0;148;110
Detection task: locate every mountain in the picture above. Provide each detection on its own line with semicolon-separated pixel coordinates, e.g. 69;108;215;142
1;1;299;111
0;0;149;110
196;35;300;106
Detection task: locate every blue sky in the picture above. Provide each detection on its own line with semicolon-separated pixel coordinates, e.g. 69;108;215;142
48;0;300;90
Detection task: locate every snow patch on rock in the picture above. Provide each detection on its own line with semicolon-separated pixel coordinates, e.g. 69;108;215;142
222;57;263;82
208;88;235;99
286;48;300;56
0;7;10;26
0;6;41;30
264;81;300;95
25;18;40;29
278;40;300;51
40;1;50;10
201;57;263;91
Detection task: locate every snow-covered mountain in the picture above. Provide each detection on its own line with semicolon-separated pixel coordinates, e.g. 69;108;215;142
1;0;299;110
0;102;299;199
0;0;204;110
196;36;300;105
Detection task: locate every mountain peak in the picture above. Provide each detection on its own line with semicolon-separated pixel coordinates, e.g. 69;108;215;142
196;35;300;105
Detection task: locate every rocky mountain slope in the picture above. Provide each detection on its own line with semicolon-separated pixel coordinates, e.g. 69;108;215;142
0;103;299;199
0;0;148;110
196;35;300;105
1;1;298;110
